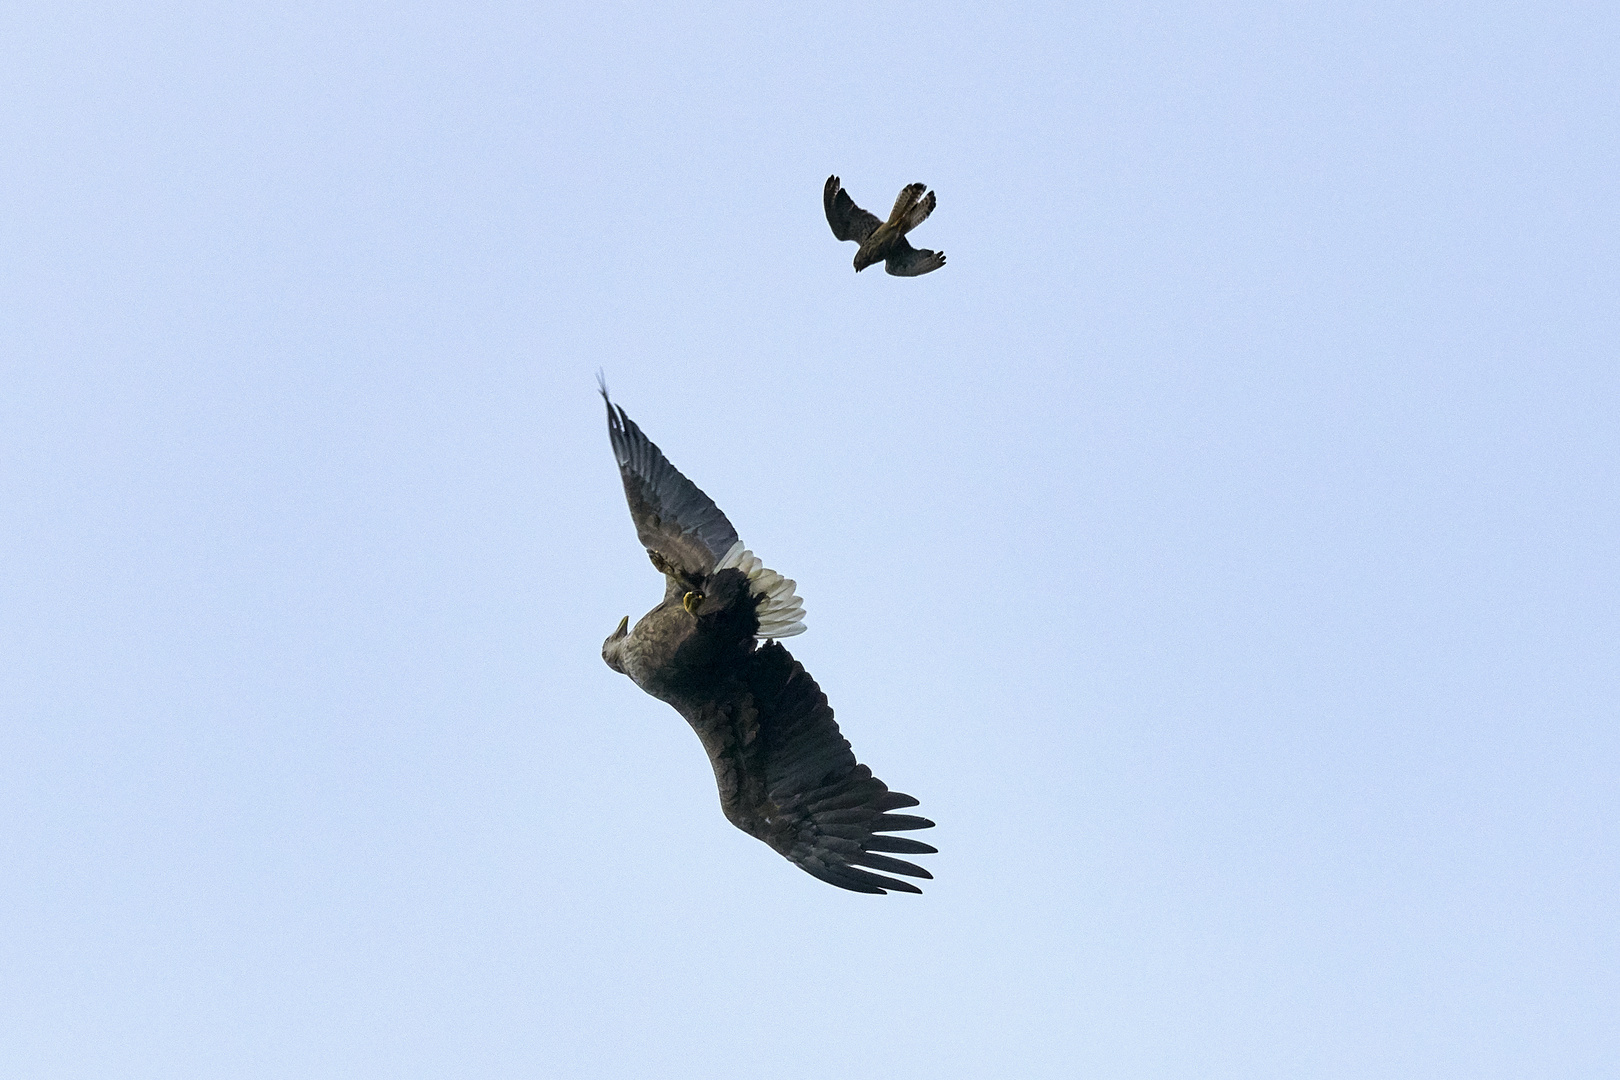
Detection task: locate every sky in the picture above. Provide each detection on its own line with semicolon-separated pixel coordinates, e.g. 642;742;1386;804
2;2;1616;1077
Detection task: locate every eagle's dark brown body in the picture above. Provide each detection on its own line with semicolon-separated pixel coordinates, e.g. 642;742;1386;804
600;389;936;894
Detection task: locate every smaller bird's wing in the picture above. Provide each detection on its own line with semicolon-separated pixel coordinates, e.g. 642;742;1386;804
601;386;740;582
823;175;881;244
884;236;946;277
750;643;936;894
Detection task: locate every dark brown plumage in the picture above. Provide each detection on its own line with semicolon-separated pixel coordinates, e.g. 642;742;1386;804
599;385;936;894
823;174;947;276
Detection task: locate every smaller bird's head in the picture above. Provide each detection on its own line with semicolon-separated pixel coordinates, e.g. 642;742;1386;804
601;615;630;674
853;249;878;272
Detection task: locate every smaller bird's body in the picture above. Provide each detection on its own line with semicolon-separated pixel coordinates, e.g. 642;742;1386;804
599;386;936;894
824;175;947;276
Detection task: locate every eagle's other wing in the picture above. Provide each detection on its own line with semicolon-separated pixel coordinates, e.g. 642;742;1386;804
601;386;740;583
824;175;881;244
750;642;936;894
884;236;947;277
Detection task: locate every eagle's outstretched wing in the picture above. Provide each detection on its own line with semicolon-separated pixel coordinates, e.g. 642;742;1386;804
824;175;881;244
749;642;936;894
885;236;947;277
601;384;739;583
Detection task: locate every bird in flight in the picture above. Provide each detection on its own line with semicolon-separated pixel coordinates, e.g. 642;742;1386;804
599;384;936;894
823;175;947;276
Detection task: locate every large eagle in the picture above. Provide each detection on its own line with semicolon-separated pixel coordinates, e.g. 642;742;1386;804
823;174;947;276
599;387;936;894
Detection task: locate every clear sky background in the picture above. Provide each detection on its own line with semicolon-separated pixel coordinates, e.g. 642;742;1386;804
3;3;1616;1077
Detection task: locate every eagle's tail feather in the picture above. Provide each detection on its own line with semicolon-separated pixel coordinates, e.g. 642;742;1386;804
716;541;807;639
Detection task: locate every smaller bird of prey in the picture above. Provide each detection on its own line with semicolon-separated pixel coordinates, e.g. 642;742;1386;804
823;174;947;276
600;384;936;894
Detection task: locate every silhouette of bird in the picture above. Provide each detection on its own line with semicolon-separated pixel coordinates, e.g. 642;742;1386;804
823;174;947;276
599;384;936;893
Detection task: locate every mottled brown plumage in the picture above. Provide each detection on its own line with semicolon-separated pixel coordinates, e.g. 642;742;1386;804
599;385;936;894
823;174;947;276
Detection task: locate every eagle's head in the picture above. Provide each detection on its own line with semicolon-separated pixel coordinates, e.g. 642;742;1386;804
853;248;879;272
601;615;630;674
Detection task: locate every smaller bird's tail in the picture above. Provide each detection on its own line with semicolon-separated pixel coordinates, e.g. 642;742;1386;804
887;183;928;227
898;189;935;235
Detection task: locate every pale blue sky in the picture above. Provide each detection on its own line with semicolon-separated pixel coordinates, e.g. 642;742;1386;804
3;3;1616;1077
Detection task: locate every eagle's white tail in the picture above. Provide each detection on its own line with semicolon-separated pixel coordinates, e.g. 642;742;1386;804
716;541;807;639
